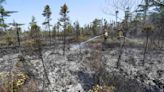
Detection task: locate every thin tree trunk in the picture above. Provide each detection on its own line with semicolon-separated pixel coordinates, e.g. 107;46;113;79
38;46;51;91
2;16;6;31
158;27;162;49
63;25;66;55
36;34;51;90
116;37;125;68
63;14;66;55
143;31;149;65
16;27;21;53
142;0;148;65
48;22;51;46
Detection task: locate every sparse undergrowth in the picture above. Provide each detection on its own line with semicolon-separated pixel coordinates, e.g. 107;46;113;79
89;85;116;92
0;54;39;92
0;72;38;92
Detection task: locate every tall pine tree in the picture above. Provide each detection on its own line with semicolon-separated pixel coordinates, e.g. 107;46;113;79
42;5;52;46
59;3;69;55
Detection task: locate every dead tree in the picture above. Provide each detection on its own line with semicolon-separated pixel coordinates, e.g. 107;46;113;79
142;24;153;64
9;21;24;53
116;29;126;68
37;39;51;89
138;0;153;64
30;19;51;90
116;8;130;68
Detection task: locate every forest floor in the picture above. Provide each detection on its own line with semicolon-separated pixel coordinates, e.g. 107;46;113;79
0;38;164;92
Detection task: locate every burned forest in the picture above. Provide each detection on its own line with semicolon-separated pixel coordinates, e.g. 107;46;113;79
0;0;164;92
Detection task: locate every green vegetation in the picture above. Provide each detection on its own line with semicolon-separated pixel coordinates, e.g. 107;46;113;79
42;5;52;46
59;3;69;55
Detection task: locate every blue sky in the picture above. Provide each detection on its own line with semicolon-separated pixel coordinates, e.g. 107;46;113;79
2;0;142;30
